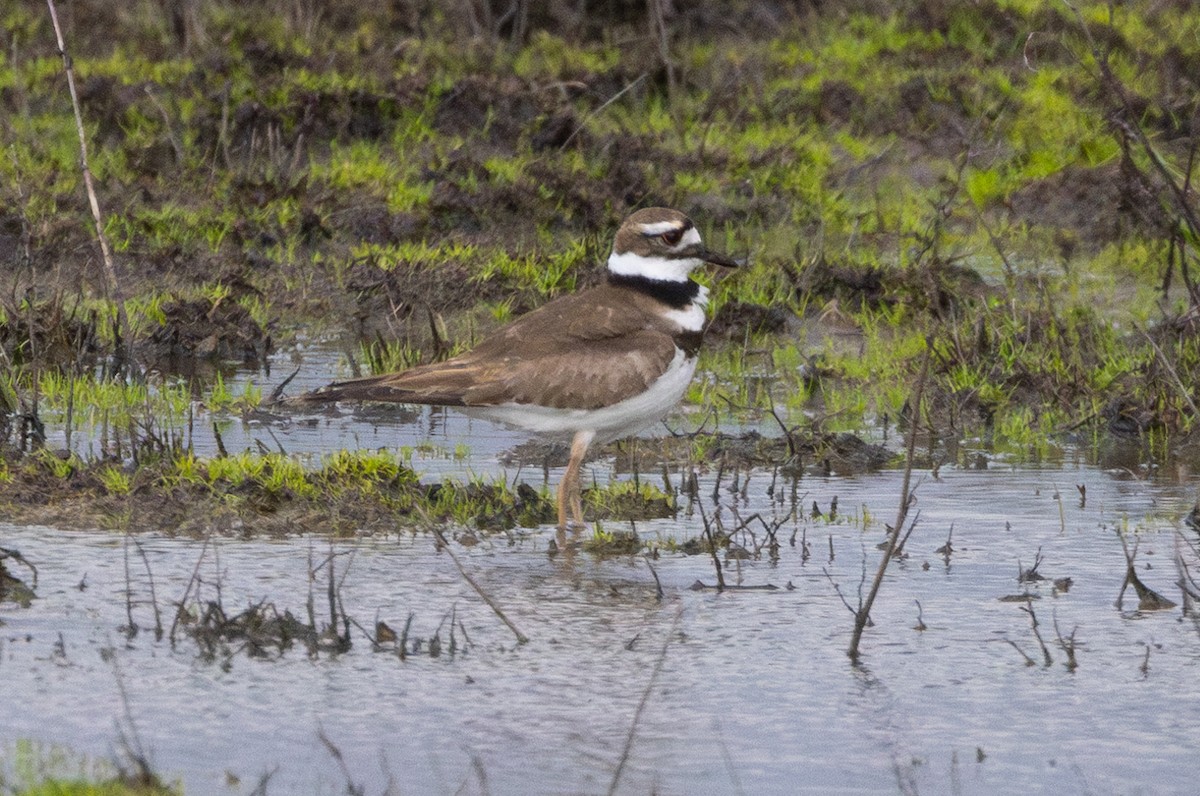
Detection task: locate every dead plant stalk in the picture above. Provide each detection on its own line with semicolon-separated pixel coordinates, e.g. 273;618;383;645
847;341;932;662
1139;327;1200;420
432;525;529;644
45;0;132;361
607;604;682;796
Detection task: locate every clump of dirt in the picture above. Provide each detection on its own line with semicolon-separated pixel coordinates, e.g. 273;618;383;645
708;300;794;339
581;529;644;556
433;75;546;149
585;486;675;522
1007;161;1171;253
423;480;556;530
0;299;102;367
181;598;347;662
610;429;896;477
701;429;895;475
785;255;991;317
786;256;893;310
0;546;37;607
506;427;895;477
143;296;273;365
339;259;470;344
815;80;864;126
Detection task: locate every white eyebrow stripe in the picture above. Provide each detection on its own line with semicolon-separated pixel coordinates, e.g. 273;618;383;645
670;227;702;250
637;220;688;236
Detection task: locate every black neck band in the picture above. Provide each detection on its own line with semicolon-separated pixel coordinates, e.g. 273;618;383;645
607;273;700;309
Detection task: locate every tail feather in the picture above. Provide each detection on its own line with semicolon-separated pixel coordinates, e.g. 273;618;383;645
299;368;472;407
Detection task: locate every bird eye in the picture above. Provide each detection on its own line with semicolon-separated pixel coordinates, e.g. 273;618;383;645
660;229;684;246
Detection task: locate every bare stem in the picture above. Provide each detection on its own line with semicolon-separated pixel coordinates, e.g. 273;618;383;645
847;340;932;662
607;605;682;796
169;536;209;645
132;538;163;640
45;0;132;368
432;526;529;644
696;499;726;591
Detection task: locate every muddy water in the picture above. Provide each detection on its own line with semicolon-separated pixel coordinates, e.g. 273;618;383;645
3;449;1199;794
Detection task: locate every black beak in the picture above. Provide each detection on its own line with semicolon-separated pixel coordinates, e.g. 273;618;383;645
701;248;742;268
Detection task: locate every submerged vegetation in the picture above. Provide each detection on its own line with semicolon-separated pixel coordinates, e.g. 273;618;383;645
1;0;1199;527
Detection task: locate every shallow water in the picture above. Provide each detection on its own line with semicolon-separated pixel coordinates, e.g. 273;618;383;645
3;447;1199;794
7;344;1200;793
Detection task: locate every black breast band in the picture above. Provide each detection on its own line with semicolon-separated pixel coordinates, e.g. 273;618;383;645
607;273;700;310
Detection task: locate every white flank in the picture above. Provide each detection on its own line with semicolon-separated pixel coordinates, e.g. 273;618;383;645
607;251;701;282
464;348;698;442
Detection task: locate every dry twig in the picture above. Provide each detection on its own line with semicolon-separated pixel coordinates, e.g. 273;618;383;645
847;341;932;662
44;0;133;369
607;605;682;796
432;526;529;644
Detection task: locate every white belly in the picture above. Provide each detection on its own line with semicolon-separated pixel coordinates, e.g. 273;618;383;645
464;349;698;442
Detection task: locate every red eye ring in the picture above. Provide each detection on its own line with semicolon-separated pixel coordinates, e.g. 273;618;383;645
660;229;684;246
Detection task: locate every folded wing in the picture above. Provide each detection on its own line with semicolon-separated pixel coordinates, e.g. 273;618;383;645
303;287;681;411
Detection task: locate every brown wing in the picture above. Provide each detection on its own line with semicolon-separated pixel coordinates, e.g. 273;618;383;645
457;328;678;409
305;285;681;410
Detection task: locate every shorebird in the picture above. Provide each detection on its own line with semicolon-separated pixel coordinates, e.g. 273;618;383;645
307;207;738;529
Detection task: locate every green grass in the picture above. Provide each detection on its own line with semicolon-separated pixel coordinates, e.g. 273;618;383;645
2;0;1200;495
1;741;178;796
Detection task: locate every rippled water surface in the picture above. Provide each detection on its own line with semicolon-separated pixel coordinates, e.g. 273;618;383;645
4;347;1200;794
4;457;1199;794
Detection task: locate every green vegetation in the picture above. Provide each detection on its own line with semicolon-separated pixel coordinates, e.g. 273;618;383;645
1;0;1199;520
0;740;178;796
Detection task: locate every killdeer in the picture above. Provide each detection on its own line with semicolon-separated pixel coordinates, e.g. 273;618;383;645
307;207;738;529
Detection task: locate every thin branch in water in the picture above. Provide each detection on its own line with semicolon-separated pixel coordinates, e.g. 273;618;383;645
936;523;954;564
607;605;682;796
431;526;529;644
131;538;164;640
317;727;365;796
1003;637;1037;667
822;567;858;617
913;600;927;632
696;499;726;591
1116;531;1178;611
122;533;137;638
893;507;922;558
268;365;302;404
1052;610;1078;672
108;649;161;787
1174;533;1200;638
643;554;664;601
1020;599;1053;667
0;545;38;589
